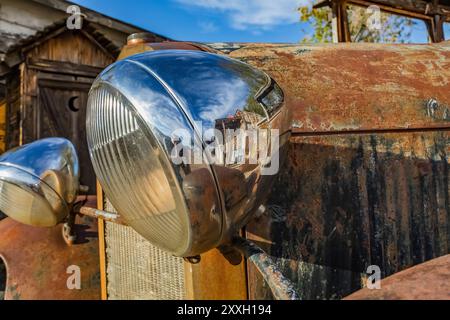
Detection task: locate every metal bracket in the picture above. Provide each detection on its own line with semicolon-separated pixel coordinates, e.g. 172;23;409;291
183;255;201;264
62;212;77;246
62;197;127;245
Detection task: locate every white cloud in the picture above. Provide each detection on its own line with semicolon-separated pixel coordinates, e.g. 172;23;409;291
198;21;218;33
176;0;309;31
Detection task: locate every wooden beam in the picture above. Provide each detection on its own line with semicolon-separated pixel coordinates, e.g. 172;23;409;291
80;30;115;60
331;1;351;42
96;181;108;300
184;249;248;300
331;2;340;43
314;0;332;9
434;14;445;41
432;0;446;41
27;58;104;78
21;27;67;54
0;64;11;77
320;0;450;22
37;79;92;91
340;1;352;42
426;13;446;42
353;0;450;16
348;0;433;20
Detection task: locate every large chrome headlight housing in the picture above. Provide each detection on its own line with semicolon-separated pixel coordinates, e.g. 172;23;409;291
0;138;79;227
87;50;290;257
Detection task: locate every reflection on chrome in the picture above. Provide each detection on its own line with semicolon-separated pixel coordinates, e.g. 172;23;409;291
0;138;79;227
170;126;280;172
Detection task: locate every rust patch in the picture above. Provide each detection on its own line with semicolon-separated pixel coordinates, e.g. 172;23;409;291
345;254;450;300
229;43;450;134
247;131;450;299
0;210;100;300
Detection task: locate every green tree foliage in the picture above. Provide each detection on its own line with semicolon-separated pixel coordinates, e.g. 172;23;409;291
299;5;333;43
299;4;417;43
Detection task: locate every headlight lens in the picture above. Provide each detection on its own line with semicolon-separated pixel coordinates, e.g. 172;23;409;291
87;85;192;255
0;178;62;227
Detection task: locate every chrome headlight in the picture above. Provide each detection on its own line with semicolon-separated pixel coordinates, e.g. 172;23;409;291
87;50;290;256
0;138;79;227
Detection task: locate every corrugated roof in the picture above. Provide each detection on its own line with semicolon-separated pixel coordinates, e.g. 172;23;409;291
0;20;119;75
0;0;169;75
0;0;169;54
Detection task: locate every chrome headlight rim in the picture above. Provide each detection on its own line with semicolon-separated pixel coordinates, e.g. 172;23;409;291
87;50;290;256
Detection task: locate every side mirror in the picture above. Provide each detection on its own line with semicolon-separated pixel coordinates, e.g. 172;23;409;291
0;138;79;227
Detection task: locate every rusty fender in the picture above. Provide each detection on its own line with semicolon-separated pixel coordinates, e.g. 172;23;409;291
0;197;100;300
345;254;450;300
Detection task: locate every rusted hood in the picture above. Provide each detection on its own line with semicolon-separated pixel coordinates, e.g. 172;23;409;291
225;42;450;135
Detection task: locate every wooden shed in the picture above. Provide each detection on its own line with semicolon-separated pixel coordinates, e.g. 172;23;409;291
0;0;168;193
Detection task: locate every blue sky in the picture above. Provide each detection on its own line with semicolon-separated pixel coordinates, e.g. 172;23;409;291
71;0;446;43
71;0;311;43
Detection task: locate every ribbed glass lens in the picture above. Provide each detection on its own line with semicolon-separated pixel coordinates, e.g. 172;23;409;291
87;85;191;255
0;180;57;227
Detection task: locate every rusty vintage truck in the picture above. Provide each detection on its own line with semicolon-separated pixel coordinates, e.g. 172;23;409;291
0;34;449;300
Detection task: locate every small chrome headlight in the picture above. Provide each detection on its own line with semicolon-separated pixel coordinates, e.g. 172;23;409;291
87;50;290;256
0;138;79;227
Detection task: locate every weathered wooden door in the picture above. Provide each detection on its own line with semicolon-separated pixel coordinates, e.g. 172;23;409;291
36;80;95;193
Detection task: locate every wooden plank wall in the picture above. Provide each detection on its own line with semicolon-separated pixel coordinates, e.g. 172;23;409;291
5;69;21;149
26;31;113;67
0;99;6;154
